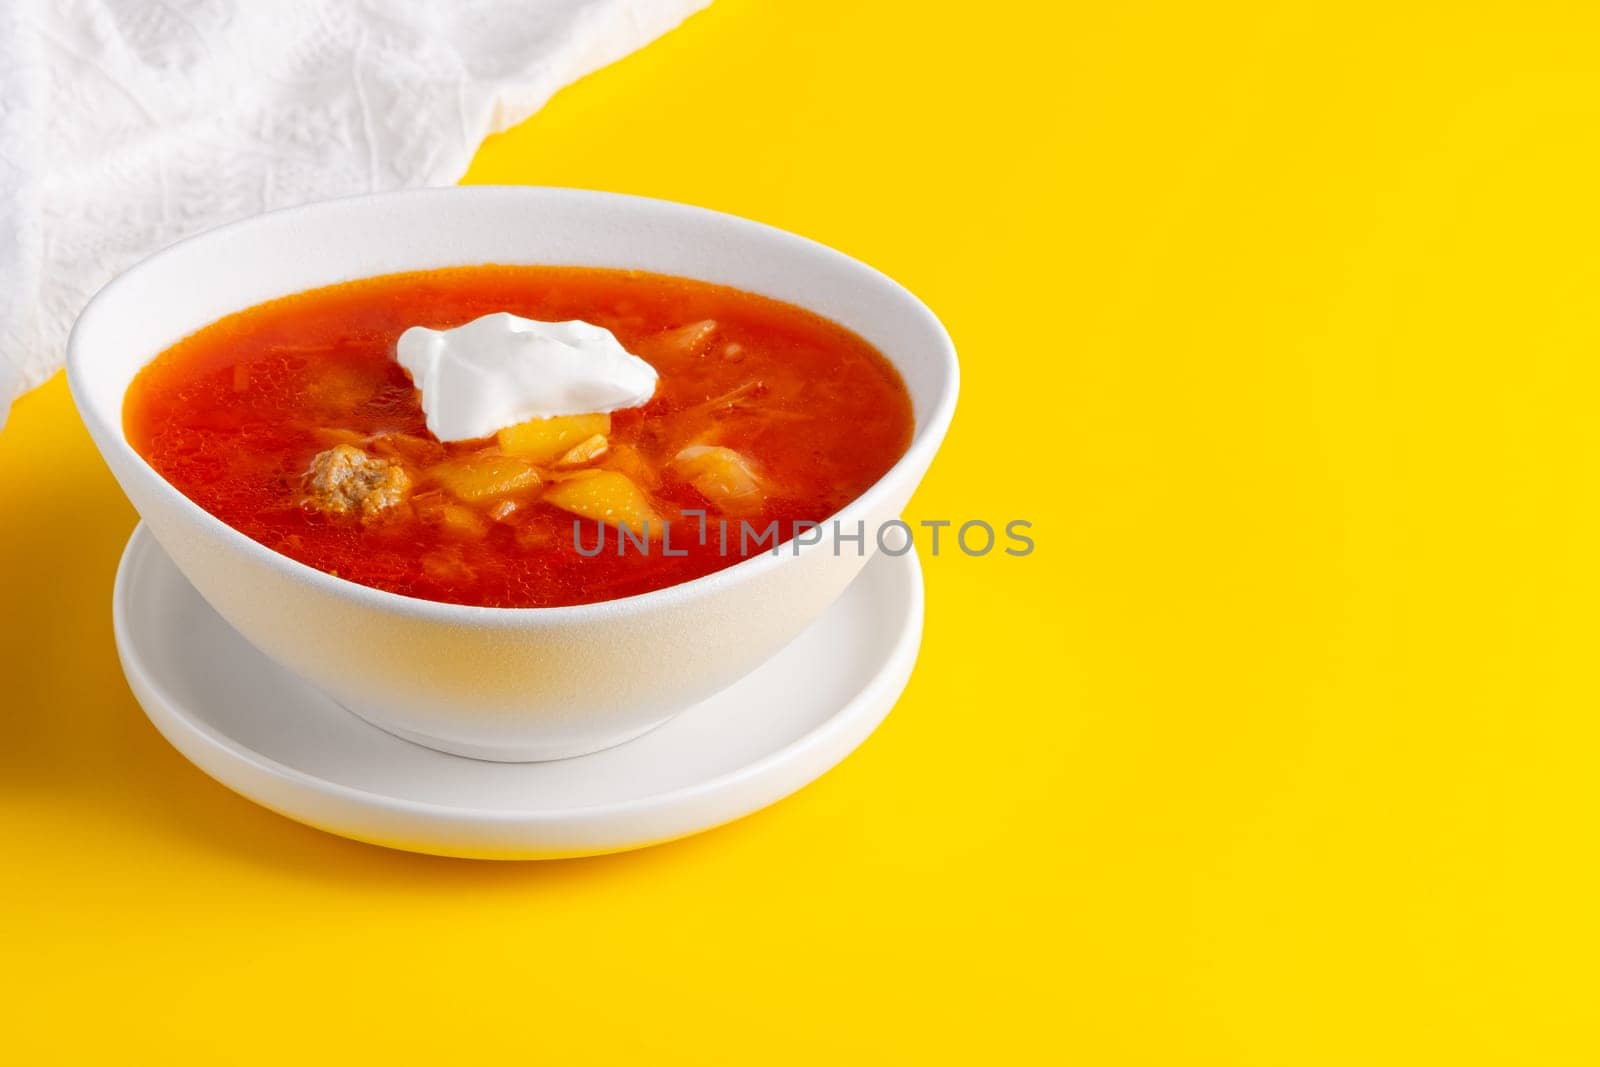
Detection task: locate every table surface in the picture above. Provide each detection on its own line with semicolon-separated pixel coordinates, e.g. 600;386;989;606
5;1;1599;1062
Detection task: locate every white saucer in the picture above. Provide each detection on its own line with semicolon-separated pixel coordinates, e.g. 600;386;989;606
112;524;923;859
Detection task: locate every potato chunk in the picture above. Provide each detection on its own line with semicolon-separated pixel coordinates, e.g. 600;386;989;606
673;445;764;515
305;444;410;521
431;455;540;502
543;470;658;533
496;413;611;463
414;494;488;538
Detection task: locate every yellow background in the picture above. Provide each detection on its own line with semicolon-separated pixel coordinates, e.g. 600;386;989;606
3;1;1599;1062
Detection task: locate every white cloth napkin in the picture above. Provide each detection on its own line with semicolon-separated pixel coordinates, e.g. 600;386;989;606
0;0;708;424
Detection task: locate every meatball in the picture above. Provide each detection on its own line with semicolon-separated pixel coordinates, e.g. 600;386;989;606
304;444;410;521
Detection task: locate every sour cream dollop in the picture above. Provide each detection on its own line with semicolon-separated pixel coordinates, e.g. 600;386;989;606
395;312;658;442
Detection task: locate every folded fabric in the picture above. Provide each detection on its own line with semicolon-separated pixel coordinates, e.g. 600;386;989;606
0;0;709;424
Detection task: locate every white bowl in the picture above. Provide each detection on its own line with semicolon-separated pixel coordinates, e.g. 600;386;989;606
69;187;958;761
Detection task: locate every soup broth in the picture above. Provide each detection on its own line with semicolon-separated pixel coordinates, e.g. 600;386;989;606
123;266;914;607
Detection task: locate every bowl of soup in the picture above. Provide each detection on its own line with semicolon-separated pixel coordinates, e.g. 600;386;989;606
69;187;957;760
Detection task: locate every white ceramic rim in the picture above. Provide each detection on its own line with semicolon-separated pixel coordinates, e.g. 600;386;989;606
112;522;924;838
68;186;959;629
